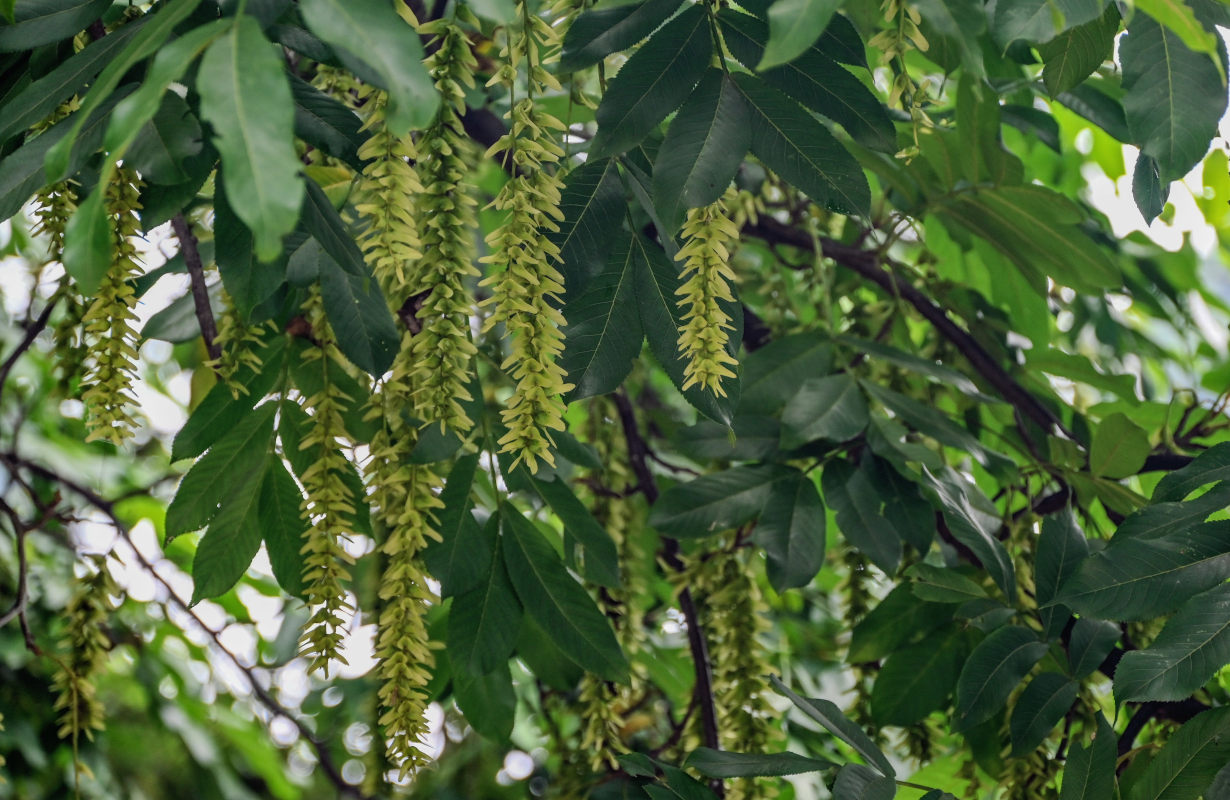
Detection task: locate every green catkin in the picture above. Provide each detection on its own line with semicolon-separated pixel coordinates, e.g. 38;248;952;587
208;307;269;394
408;18;481;434
52;556;119;756
479;0;573;473
676;188;741;397
33;178;89;384
81;169;144;445
297;292;357;676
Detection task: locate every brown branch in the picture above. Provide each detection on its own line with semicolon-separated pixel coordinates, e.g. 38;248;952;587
612;390;723;794
0;299;57;411
170;214;221;361
0;452;371;800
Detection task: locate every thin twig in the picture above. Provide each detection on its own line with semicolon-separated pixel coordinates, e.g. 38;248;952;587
170;214;221;361
0;299;57;410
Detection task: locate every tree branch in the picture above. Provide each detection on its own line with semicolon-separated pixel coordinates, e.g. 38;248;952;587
0;299;56;410
170;214;221;361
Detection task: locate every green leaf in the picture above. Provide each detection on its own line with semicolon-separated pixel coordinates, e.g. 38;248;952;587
822;458;903;574
1053;522;1230;620
754;469;826;591
452;661;515;742
422;455;490;598
990;0;1106;46
1060;713;1116;800
632;232;740;423
1035;508;1088;636
142;283;221;343
501;511;628;682
1153;442;1230;502
871;625;968;727
1090;411;1151;479
166;403;277;539
685;748;835;778
0;0;110;52
780;373;868;448
198;16;303;260
848;583;955;663
1114;583;1230;703
677;416;782;461
832;763;897;800
1135;0;1220;58
1068;617;1121;678
531;475;621;589
214;175;288;318
42;0;203;180
769;676;896;777
298;0;436;135
0;14;146;143
190;471;266;605
560;0;685;72
560;231;644;400
464;0;515;24
733;72;870;217
913;0;986;78
653;69;752;232
590;5;711;158
1057;82;1131;142
447;545;523;676
955;625;1048;731
836;335;995;402
126;93;203;185
259;459;307;598
906;564;988;604
1133;153;1169;224
1009;672;1078;756
1126;707;1230;800
1121;11;1227;183
757;0;842;70
289;73;365;171
737;333;834;415
61;187;110;296
1037;3;1119;96
553;157;626;297
649;464;794;538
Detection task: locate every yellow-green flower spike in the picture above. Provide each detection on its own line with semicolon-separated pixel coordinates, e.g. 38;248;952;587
480;0;573;473
81;169;144;445
675;188;741;397
53;556;119;749
408;19;481;434
297;292;357;676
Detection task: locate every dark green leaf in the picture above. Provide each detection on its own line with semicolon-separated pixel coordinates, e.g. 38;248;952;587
871;626;968;727
836;335;995;402
677;416;782;461
1054;522;1230;620
289;72;365;170
686;748;835;777
1068;618;1121;678
780;373;868;448
298;0;436;135
913;0;986;77
822;458;903;574
906;564;988;604
501;511;628;682
770;676;896;777
1121;11;1227;183
1133;154;1169;225
1010;673;1078;756
422;455;490;598
452;661;516;742
1060;713;1116;800
553;157;626;298
1126;707;1230;800
653;69;752;232
921;467;1017;599
991;0;1105;46
126;93;203;185
832;764;897;799
650;464;794;538
758;0;841;70
734;72;869;216
0;0;110;52
591;6;712;158
198;16;304;260
848;583;955;663
1036;509;1088;638
141;282;221;343
737;332;833;415
560;0;685;72
955;625;1048;730
754;469;826;591
190;471;266;604
1037;3;1119;96
214;175;288;318
1153;442;1230;502
561;231;644;400
1057;82;1131;142
1114;582;1230;703
532;475;621;589
259;459;307;598
447;546;522;676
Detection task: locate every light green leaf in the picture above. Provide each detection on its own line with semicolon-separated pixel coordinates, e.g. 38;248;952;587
198;16;303;261
1126;707;1230;800
1114;583;1230;703
298;0;437;135
61;187;110;296
654;69;752;232
501;511;628;682
259;459;307;599
757;0;842;70
649;464;795;538
590;5;712;158
1010;673;1078;755
1090;411;1151;479
1060;713;1116;800
770;676;896;777
780;373;868;448
686;748;835;778
0;0;110;52
871;626;968;727
754;469;826;591
560;231;644;400
1121;11;1227;183
955;625;1048;730
734;72;870;216
447;545;523;676
560;0;685;72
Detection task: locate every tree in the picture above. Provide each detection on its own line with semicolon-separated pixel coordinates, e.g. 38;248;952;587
1;0;1230;797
